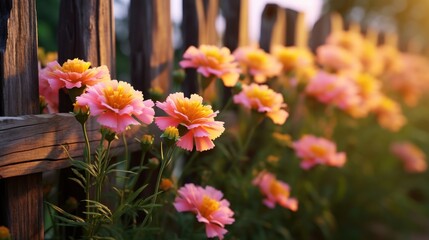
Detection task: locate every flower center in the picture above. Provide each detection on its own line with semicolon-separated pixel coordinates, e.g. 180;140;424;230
62;58;91;73
246;87;275;108
246;51;268;67
269;181;289;197
203;48;223;63
199;195;220;218
104;84;134;110
175;98;214;122
310;145;327;157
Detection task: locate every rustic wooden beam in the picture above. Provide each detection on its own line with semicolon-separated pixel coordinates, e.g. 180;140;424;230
0;114;143;179
0;0;43;239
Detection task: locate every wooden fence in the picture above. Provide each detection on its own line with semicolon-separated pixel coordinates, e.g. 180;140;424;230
0;0;416;239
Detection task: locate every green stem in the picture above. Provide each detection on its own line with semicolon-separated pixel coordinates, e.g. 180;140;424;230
141;143;176;228
178;151;200;186
81;123;92;230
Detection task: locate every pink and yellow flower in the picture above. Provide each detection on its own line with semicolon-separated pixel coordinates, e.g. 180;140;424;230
292;135;346;170
39;61;61;113
180;45;240;87
271;45;314;72
372;95;406;132
316;45;362;73
76;80;155;133
346;73;382;118
174;183;234;240
252;171;298;210
391;142;427;173
305;71;360;111
40;58;110;91
233;83;288;125
233;46;282;83
155;93;225;151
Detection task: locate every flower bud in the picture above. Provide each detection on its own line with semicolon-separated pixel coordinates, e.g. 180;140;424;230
172;69;185;84
101;127;118;142
64;196;79;212
161;126;179;142
73;101;90;124
148;157;160;169
160;178;174;191
140;134;154;152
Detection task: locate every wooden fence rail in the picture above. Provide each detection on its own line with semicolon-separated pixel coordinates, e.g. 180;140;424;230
0;0;416;239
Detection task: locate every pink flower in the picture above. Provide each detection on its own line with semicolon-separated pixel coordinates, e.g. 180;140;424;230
391;142;427;173
233;83;288;125
305;71;360;111
155;93;225;151
39;62;61;113
76;80;154;133
233;46;282;83
174;184;235;240
180;45;241;87
252;171;298;210
316;45;362;73
292;135;346;170
41;58;110;91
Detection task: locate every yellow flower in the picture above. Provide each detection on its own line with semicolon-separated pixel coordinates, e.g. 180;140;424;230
161;126;180;142
271;45;314;72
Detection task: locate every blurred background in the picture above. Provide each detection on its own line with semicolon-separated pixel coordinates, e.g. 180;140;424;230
37;0;429;82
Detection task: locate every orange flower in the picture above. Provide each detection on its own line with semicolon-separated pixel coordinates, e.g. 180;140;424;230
233;46;282;83
391;142;427;173
233;83;288;125
160;178;174;191
0;226;10;240
180;45;240;87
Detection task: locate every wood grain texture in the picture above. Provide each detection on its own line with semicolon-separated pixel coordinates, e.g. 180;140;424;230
0;114;143;178
0;1;43;239
129;0;172;95
58;0;115;75
5;174;43;240
0;0;38;116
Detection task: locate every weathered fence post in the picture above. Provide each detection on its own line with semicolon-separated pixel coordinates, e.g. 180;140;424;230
129;0;172;96
0;1;43;239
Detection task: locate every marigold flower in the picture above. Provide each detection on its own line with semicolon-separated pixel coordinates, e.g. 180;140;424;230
372;95;406;132
346;73;382;118
271;45;314;72
76;80;155;133
233;46;282;83
326;31;364;56
252;171;298;210
0;226;10;240
174;183;234;240
292;135;346;170
40;58;110;91
391;142;427;173
233;83;288;125
180;45;241;87
155;93;224;151
39;61;61;113
316;45;362;73
305;71;360;111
